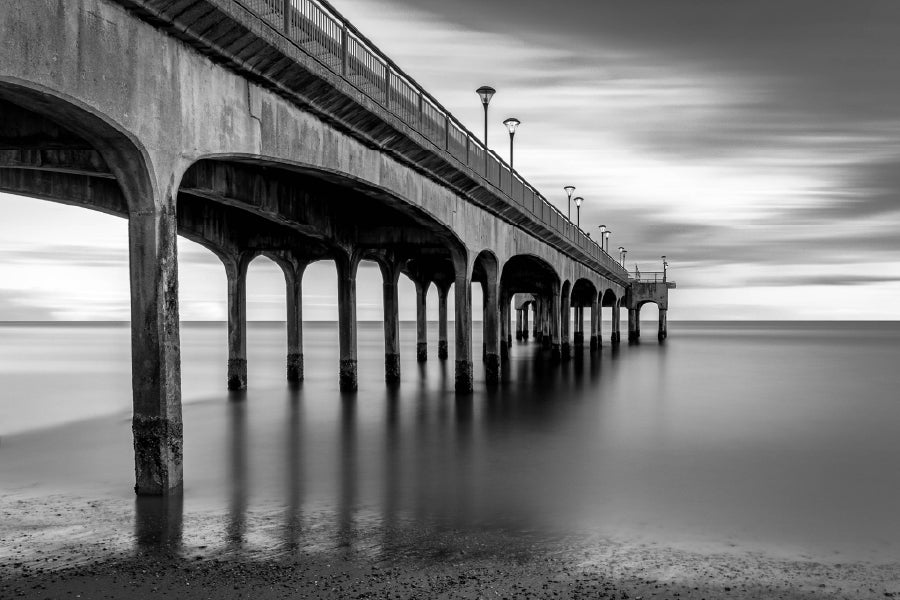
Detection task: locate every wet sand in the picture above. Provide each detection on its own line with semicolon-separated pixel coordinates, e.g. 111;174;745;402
3;491;899;600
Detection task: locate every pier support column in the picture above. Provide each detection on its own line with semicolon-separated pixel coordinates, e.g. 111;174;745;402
549;289;561;361
483;281;500;384
129;205;183;496
500;291;511;360
560;289;571;361
283;260;307;383
225;254;250;391
383;265;401;384
337;253;360;392
658;307;668;340
515;309;523;341
574;306;585;349
590;295;600;351
437;283;449;360
635;306;642;339
628;307;638;342
612;303;621;344
541;298;551;350
522;304;530;341
415;279;429;362
454;270;473;393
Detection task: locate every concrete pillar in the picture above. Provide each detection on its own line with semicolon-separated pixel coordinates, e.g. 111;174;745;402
336;254;359;392
415;279;428;362
560;292;571;361
590;296;600;351
129;206;183;496
500;292;511;360
515;309;523;341
628;307;637;341
437;284;449;360
533;299;542;342
573;306;584;348
635;305;642;339
540;297;550;350
454;271;473;393
522;304;529;340
549;290;561;361
383;273;400;384
225;255;249;391
612;303;621;344
484;282;500;384
285;261;306;383
658;307;668;340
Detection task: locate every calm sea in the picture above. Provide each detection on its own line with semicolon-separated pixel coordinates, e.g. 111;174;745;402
2;321;900;563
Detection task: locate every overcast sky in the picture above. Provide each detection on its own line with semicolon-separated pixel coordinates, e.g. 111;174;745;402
2;0;899;320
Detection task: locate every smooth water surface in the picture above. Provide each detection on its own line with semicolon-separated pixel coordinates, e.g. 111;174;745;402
2;321;900;563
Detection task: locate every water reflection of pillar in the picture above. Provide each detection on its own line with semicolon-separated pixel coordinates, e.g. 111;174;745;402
382;387;401;546
284;393;304;551
134;493;183;555
227;399;247;549
337;398;357;547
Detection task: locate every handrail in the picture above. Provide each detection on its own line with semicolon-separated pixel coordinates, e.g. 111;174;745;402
235;0;627;278
629;271;667;283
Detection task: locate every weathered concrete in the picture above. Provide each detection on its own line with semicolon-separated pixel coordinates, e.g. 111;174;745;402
560;283;572;361
549;290;561;361
658;308;668;340
382;262;401;384
483;281;500;384
612;303;622;344
129;205;183;496
337;253;360;392
437;284;449;360
278;256;307;383
522;304;530;341
225;254;251;391
500;291;511;360
415;280;428;363
590;295;600;351
454;267;474;393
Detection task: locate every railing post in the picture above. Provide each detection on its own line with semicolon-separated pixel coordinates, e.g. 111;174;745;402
341;24;348;76
417;92;423;130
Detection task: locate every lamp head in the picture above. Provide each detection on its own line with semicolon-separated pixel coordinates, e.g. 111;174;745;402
503;117;521;134
564;185;575;199
599;224;606;233
574;196;584;208
476;86;496;106
604;231;610;239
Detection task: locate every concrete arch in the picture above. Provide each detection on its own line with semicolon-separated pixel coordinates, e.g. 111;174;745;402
0;78;164;213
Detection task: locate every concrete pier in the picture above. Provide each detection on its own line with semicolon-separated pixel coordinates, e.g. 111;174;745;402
500;292;511;360
522;305;530;341
337;254;359;392
658;308;668;340
549;290;561;360
225;254;250;391
483;282;500;384
515;309;523;341
612;304;622;344
282;259;306;383
437;284;449;360
415;279;428;362
590;296;600;351
573;306;584;351
454;272;473;393
129;206;183;496
560;287;571;361
383;266;401;384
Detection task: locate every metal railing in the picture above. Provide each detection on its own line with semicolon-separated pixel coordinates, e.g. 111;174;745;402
235;0;627;278
629;271;667;283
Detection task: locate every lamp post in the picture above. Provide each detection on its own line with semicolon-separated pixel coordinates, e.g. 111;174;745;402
598;225;606;251
564;186;575;221
662;255;668;282
618;246;625;266
476;86;496;176
622;249;627;268
503;117;520;170
574;196;583;230
604;230;611;253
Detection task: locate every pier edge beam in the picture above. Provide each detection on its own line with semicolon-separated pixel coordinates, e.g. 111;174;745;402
336;252;360;392
129;205;183;496
437;283;450;360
